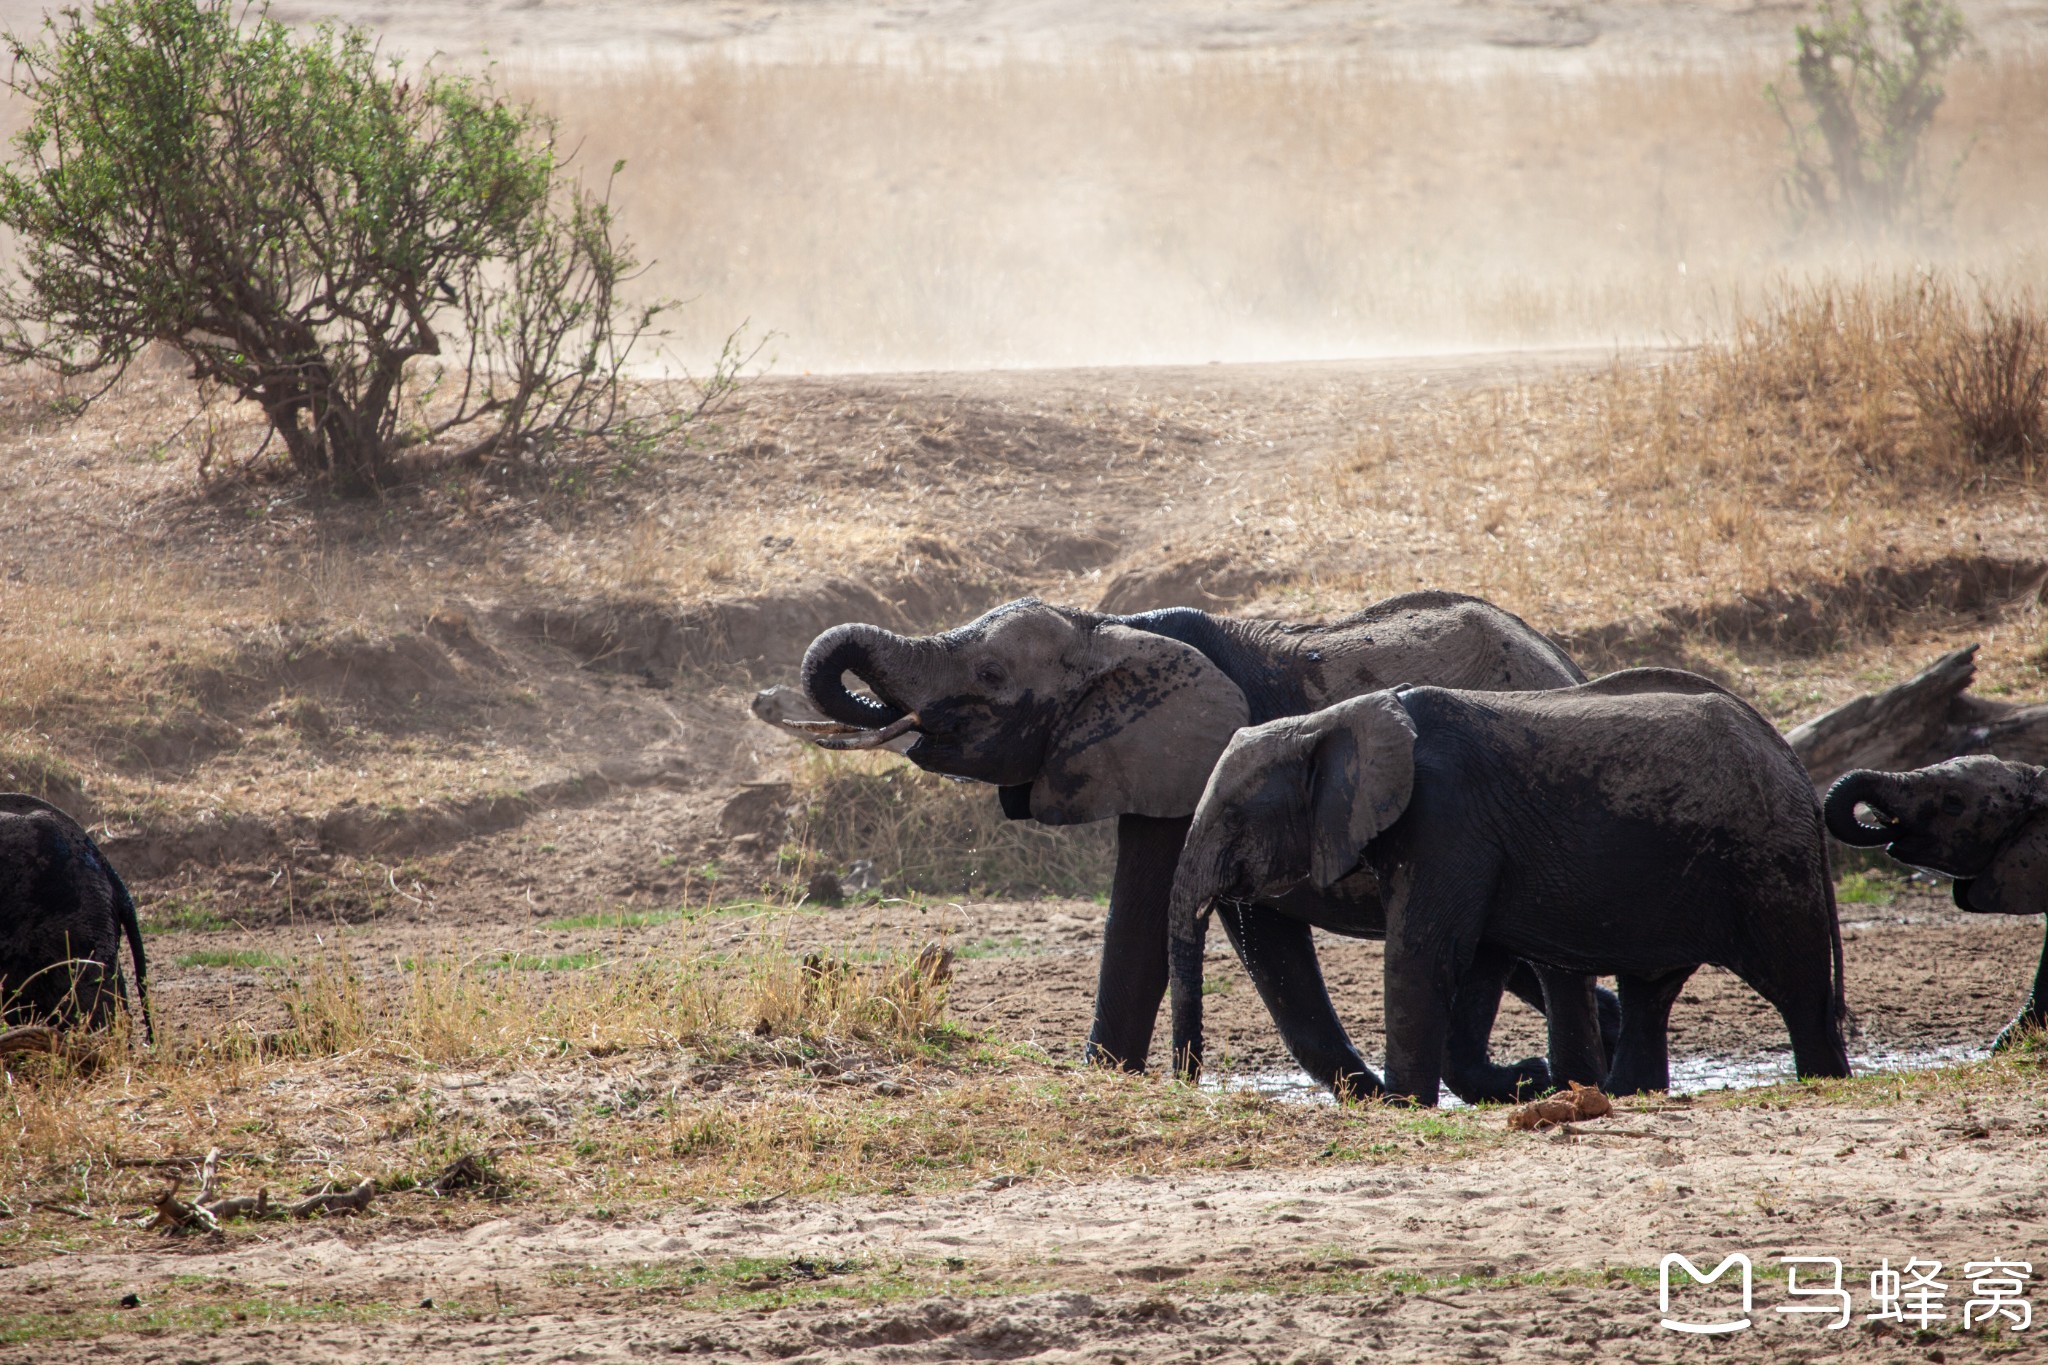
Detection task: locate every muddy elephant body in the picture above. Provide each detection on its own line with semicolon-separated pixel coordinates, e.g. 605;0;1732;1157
1825;755;2048;1049
791;591;1618;1101
1169;670;1852;1103
0;794;149;1035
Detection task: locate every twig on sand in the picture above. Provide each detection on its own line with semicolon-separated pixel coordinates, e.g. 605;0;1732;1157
196;1147;221;1205
289;1180;375;1218
200;1190;272;1221
145;1178;219;1234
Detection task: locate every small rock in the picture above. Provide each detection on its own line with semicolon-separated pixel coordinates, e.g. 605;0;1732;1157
872;1080;907;1097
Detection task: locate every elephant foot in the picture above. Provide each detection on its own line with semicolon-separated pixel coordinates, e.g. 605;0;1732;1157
1991;1002;2047;1053
1445;1056;1550;1105
1082;1041;1148;1074
1327;1067;1386;1105
1601;1063;1668;1098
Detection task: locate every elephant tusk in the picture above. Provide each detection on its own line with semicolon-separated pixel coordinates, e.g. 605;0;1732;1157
812;712;923;751
778;719;872;738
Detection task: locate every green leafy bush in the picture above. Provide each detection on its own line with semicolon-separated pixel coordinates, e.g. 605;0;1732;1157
0;0;677;491
1768;0;1970;235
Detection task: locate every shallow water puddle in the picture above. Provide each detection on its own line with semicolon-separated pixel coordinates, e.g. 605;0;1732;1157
1211;1040;1990;1108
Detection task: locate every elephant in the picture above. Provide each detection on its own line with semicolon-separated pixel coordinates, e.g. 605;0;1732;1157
0;794;150;1038
1166;669;1852;1104
783;590;1621;1102
1824;755;2048;1050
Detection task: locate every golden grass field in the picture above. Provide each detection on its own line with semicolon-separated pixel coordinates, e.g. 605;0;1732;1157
4;6;2048;1360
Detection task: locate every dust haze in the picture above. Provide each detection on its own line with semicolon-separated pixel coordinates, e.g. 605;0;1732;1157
0;1;2041;372
525;47;2048;373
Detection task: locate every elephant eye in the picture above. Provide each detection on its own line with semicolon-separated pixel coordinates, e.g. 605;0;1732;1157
975;663;1006;690
1942;794;1966;816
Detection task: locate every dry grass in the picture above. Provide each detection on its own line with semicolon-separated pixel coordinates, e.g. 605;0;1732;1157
507;49;2048;372
784;749;1116;899
1235;277;2048;682
0;939;1504;1238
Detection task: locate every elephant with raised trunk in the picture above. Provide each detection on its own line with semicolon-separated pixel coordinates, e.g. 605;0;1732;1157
1168;670;1852;1103
787;591;1620;1102
1825;755;2048;1050
1;794;150;1038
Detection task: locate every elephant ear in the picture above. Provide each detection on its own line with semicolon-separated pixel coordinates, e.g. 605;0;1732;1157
1308;692;1418;889
1028;624;1251;825
1963;815;2048;916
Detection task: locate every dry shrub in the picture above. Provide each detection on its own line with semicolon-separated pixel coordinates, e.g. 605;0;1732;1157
1908;292;2048;465
1695;277;2047;479
784;750;1116;899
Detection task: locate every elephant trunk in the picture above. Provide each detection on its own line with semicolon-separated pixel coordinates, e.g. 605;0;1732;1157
1166;833;1225;1084
800;623;914;730
1823;770;1905;847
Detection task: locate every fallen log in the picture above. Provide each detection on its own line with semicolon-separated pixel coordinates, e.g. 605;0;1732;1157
1788;645;2048;789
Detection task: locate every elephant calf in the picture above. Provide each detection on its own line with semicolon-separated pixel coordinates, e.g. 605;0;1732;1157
1826;755;2048;1050
0;794;149;1037
1169;669;1852;1104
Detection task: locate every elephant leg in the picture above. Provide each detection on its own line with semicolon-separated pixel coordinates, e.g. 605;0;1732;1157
1085;813;1192;1072
1504;961;1622;1061
1441;946;1549;1104
1382;899;1472;1108
1992;919;2048;1052
1535;966;1607;1088
1604;968;1695;1096
1734;911;1851;1082
1216;904;1382;1100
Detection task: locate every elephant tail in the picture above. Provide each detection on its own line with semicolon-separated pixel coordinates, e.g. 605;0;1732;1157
1825;864;1851;1040
108;859;152;1046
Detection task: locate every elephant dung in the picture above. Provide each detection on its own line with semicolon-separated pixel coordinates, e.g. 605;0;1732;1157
1507;1081;1614;1131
